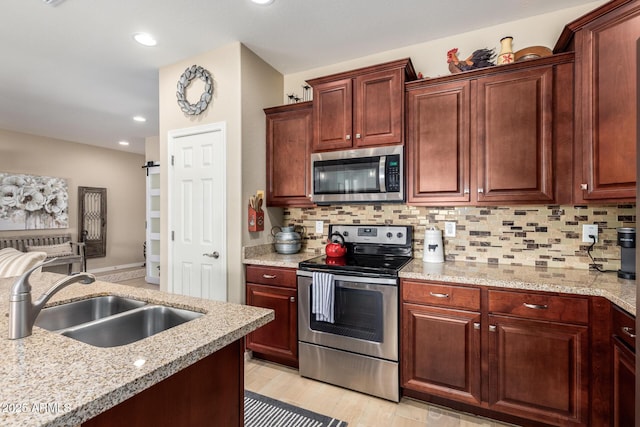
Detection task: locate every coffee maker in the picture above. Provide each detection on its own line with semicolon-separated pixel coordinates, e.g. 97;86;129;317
617;228;636;279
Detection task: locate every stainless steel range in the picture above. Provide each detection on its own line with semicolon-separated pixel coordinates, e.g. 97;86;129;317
297;224;412;402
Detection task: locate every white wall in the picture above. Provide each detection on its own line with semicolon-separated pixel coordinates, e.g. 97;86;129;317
283;1;607;102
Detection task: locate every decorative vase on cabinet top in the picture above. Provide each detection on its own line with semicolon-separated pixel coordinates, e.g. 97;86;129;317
497;36;515;65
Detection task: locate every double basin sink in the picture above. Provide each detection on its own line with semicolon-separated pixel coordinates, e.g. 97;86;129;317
34;295;203;348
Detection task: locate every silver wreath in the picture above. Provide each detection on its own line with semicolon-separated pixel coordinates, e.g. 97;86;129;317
176;65;213;115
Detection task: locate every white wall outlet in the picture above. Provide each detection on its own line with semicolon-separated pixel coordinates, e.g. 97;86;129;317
582;224;598;243
315;220;324;234
444;221;456;237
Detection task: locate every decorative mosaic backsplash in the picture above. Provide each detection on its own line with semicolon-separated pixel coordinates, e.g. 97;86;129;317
282;204;636;271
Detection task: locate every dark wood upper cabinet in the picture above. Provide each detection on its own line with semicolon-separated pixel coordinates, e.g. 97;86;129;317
406;54;574;206
406;80;471;204
555;0;639;202
308;58;416;152
264;102;314;207
475;67;555;203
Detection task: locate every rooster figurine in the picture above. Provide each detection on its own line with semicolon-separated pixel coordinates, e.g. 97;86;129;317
447;48;495;73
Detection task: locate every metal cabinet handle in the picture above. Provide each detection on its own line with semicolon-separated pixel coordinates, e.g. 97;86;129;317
622;326;636;338
463;189;470;194
489;325;497;332
477;188;484;193
580;183;588;190
523;302;548;310
429;292;449;298
346;134;351;140
290;296;296;303
262;274;277;279
355;133;361;139
473;322;481;330
203;252;220;259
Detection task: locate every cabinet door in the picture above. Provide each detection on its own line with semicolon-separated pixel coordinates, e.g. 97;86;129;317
475;67;554;203
402;303;481;405
312;78;353;151
613;338;635;427
265;103;314;207
406;81;471;204
246;283;298;367
354;68;403;147
575;3;639;201
488;315;589;426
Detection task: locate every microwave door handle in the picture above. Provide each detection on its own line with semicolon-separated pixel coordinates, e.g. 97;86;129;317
379;156;386;192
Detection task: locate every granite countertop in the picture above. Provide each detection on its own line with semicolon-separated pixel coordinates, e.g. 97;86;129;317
243;247;636;315
0;273;273;427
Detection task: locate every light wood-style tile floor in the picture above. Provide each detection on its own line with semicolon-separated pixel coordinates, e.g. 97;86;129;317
245;358;519;427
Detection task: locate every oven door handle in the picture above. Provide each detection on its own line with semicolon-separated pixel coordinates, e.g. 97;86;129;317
296;270;397;286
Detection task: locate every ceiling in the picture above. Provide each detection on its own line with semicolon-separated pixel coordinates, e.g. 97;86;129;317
0;0;595;155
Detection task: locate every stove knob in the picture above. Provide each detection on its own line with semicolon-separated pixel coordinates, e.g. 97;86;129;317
386;232;393;238
342;231;349;237
397;232;403;239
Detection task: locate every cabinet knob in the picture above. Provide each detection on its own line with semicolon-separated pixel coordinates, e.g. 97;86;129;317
463;189;470;194
473;322;481;330
489;325;497;332
580;183;588;190
477;188;484;194
346;134;351;140
290;296;296;303
355;133;361;139
262;274;277;279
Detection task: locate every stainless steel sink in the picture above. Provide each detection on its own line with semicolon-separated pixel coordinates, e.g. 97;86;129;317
35;296;147;331
60;305;204;348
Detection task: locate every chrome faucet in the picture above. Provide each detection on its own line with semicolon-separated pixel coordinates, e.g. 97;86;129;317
8;259;95;339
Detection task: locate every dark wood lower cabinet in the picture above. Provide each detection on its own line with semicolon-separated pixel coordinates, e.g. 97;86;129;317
613;338;635;427
246;283;298;367
401;279;595;427
82;339;244;427
402;303;481;406
487;315;589;426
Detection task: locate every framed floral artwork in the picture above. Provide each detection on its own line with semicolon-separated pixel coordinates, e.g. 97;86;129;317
0;172;69;230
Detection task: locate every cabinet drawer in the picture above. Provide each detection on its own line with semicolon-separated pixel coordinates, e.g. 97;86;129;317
612;306;636;351
246;265;297;288
402;280;480;311
488;289;588;324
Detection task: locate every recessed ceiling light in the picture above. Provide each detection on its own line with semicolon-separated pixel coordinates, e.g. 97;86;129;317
133;32;157;47
133;116;146;122
119;140;130;146
251;0;274;5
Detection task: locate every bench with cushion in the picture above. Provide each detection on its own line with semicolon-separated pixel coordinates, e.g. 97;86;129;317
0;234;85;274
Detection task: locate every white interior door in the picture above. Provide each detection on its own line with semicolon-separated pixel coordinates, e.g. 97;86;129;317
168;122;227;301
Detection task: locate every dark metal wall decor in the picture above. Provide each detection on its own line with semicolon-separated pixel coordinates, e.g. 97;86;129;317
78;187;107;258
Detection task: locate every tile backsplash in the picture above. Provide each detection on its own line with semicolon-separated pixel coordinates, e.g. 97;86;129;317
282;204;636;271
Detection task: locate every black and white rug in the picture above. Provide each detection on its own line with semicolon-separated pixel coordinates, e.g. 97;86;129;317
244;390;348;427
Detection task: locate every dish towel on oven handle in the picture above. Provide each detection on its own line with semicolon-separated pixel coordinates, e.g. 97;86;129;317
311;271;335;323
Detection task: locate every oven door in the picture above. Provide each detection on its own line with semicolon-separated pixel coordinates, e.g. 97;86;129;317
297;271;398;361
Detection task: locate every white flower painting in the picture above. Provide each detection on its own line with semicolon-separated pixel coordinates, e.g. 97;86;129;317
0;173;69;230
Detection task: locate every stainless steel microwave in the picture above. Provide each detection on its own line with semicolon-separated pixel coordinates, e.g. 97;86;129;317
310;145;404;204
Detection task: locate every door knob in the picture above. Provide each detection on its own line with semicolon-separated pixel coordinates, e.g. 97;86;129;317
203;252;220;259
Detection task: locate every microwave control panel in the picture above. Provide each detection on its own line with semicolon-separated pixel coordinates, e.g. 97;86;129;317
385;154;401;192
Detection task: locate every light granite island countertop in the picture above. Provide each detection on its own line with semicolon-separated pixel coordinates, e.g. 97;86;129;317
0;272;274;427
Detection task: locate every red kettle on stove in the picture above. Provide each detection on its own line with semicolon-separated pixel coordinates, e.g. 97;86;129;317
325;232;347;258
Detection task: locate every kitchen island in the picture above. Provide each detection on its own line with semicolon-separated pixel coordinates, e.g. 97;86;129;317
0;272;274;427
